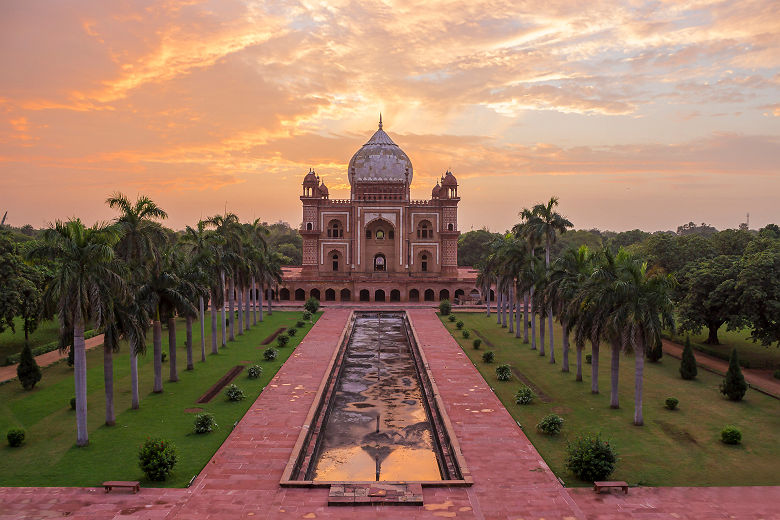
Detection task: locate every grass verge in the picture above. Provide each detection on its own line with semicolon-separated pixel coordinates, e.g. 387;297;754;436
440;311;780;487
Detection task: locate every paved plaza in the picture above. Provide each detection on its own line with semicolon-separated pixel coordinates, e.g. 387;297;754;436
1;309;777;519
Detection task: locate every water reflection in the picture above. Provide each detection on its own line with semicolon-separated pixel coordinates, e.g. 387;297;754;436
311;316;442;481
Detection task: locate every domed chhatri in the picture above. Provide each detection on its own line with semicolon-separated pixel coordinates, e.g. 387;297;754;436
348;115;413;188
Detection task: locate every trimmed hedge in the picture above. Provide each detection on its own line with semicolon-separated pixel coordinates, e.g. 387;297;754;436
3;329;98;366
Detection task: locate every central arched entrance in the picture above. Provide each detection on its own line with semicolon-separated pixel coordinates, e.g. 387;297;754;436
375;289;386;302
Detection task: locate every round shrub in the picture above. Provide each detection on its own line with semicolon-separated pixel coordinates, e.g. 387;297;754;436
287;328;297;337
665;397;679;410
263;348;278;361
721;425;742;445
514;386;535;405
536;414;564;435
585;354;592;364
472;338;482;349
247;364;262;379
304;297;320;314
565;434;617;481
7;428;25;447
161;352;167;363
462;329;471;339
496;364;512;381
296;320;306;328
439;299;452;315
448;314;457;322
456;320;464;330
193;413;217;434
138;438;177;481
69;397;76;410
224;384;245;402
302;310;312;321
482;351;495;363
277;334;290;347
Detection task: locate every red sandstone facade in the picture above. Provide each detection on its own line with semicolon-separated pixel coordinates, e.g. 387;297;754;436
278;118;479;303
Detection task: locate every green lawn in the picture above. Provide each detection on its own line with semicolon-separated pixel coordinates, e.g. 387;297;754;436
0;318;62;363
440;312;780;487
0;309;319;487
667;326;780;370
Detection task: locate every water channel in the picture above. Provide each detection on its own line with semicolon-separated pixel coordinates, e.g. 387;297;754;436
309;313;443;481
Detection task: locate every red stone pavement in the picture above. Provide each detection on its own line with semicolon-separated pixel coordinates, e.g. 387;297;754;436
1;309;778;519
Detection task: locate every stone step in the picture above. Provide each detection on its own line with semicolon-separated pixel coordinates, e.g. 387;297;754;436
328;482;423;506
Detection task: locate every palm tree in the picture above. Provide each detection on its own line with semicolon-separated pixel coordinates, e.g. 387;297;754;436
548;245;594;375
106;192;168;410
475;259;495;317
176;250;209;370
261;250;285;316
207;213;242;343
29;219;123;446
181;221;215;362
514;215;543;349
520;197;573;363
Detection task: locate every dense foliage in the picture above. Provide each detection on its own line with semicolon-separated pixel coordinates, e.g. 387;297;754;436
680;337;698;380
247;364;262;379
721;425;742;445
720;349;748;401
16;343;41;390
438;299;452;315
138;438;177;481
304;297;319;314
665;397;679;410
193;413;217;434
565;434;617;481
496;364;512;381
6;428;25;447
536;414;564;434
263;348;278;361
224;384;245;401
514;385;535;405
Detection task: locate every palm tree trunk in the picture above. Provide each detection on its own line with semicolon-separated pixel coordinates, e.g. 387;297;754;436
185;316;194;370
168;317;178;382
485;285;490;316
561;324;570;372
236;280;244;336
210;291;218;354
220;271;227;347
251;278;257;325
515;290;521;338
130;345;139;409
244;285;250;331
508;290;514;333
267;286;272;314
496;279;502;325
229;277;236;341
539;312;546;356
73;315;89;446
530;294;537;350
199;296;206;362
103;344;115;426
523;292;529;343
548;307;555;363
610;339;620;408
591;340;600;394
153;318;163;393
634;342;645;426
575;341;583;381
258;282;264;322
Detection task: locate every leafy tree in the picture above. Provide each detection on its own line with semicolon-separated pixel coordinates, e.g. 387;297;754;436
710;229;753;256
0;231;22;333
676;221;717;236
646;334;663;362
16;343;41;390
604;229;650;251
758;224;780;239
676;255;744;345
458;229;501;266
735;248;780;346
679;336;698;380
720;348;748;401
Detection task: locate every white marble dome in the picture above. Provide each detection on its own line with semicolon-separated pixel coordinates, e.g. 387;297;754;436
348;119;413;186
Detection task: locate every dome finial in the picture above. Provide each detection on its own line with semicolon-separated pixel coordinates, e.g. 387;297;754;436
378;112;383;130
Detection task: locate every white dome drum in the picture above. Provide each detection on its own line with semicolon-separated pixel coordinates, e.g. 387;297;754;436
347;118;413;186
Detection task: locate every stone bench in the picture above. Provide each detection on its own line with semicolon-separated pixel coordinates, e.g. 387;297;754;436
593;481;628;494
102;481;140;494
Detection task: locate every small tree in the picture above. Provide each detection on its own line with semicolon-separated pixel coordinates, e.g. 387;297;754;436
679;336;697;380
439;299;452;315
565;434;617;481
138;438;177;481
646;335;663;362
17;344;42;390
720;349;747;401
304;297;319;314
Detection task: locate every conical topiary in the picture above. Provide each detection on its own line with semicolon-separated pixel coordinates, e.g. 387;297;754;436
17;343;42;390
679;336;697;380
647;335;663;362
720;348;747;401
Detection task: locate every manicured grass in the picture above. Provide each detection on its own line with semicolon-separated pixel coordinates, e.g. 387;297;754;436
0;309;319;487
0;318;62;363
440;312;780;487
667;326;780;370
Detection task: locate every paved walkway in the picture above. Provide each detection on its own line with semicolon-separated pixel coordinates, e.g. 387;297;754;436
1;309;779;519
0;334;105;384
662;339;780;398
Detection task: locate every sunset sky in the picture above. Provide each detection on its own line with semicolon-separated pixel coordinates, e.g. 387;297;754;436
1;0;778;233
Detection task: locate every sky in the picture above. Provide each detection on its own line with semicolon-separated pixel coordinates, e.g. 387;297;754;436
0;0;778;233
